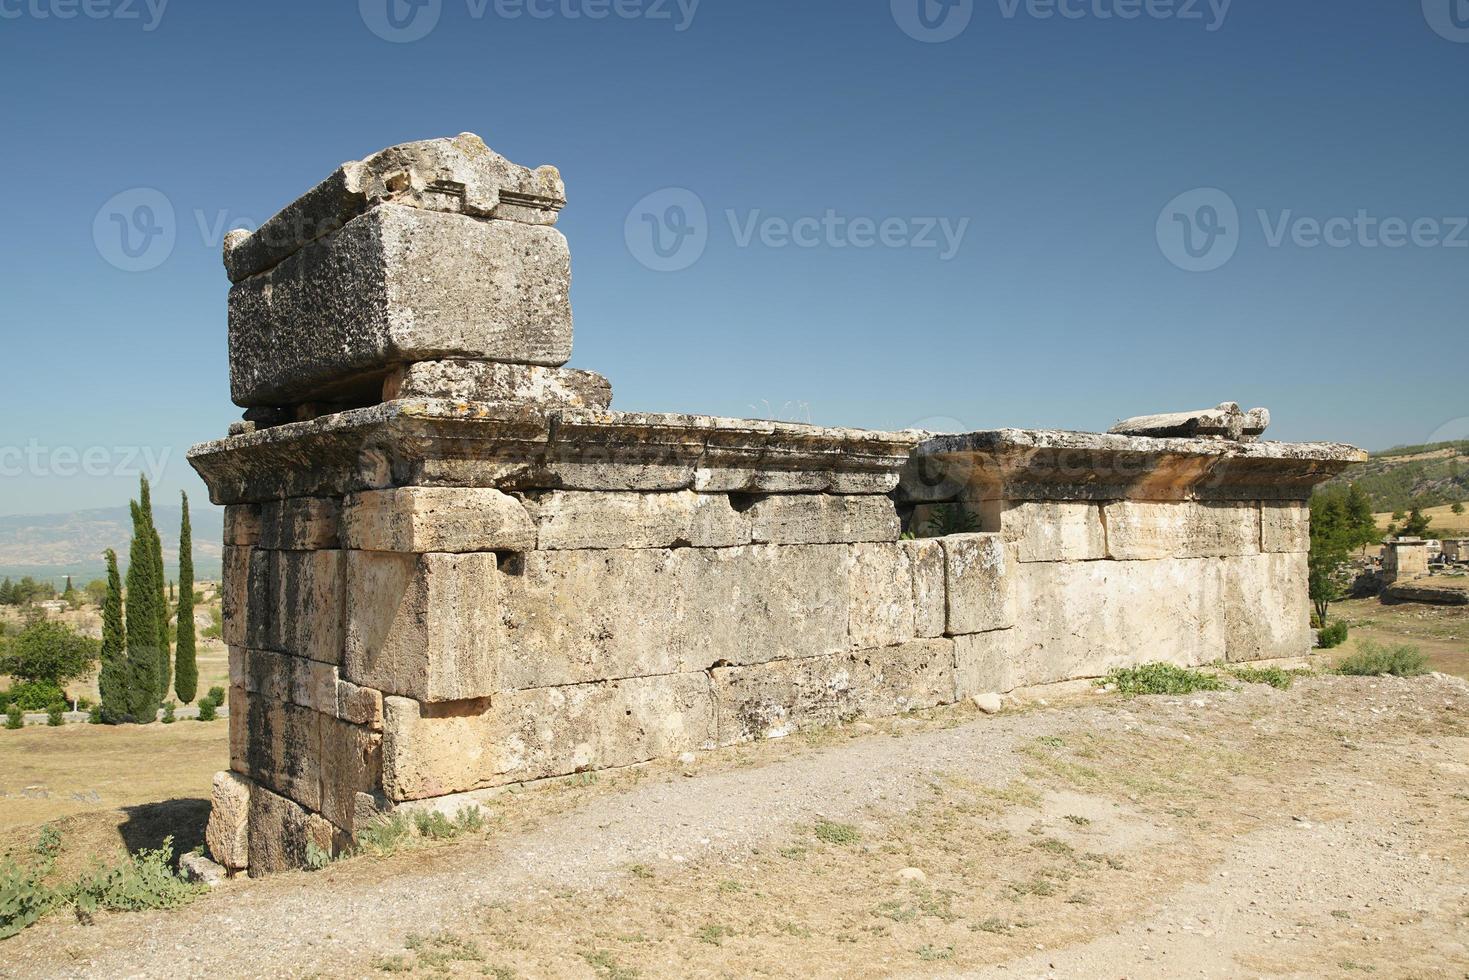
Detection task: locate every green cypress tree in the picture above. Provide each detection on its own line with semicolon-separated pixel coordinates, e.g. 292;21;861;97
125;499;160;723
0;577;12;605
97;549;131;723
175;493;198;704
139;478;171;702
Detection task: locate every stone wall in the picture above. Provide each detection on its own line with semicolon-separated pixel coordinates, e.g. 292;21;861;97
190;134;1363;875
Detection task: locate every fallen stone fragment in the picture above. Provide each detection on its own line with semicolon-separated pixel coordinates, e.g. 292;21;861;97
180;852;227;888
1108;402;1270;442
971;692;1003;714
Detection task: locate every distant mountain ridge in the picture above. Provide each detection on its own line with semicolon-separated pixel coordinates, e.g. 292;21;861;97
1320;440;1469;513
0;503;224;586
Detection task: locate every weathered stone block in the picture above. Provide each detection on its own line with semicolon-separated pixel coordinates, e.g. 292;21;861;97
747;495;899;545
942;533;1013;635
227;645;246;690
336;677;384;729
1103;500;1260;560
319;716;383;832
1220;552;1312;662
384;360;611;410
345;551;501;701
498;548;683;689
228;204;573;407
266;550;345;665
1002;558;1229;689
846;543;916;649
382;674;715;800
1260;501;1310;554
343;487;535;554
954;629;1018;698
228;685;249;775
258;497;341;550
976;500;1105;562
712;639;956;744
528;490;750;551
903;538;947;639
221;546;253;649
240;692;322;811
223;504;261;546
679;544;850;670
246;781;309;877
205;770;251;872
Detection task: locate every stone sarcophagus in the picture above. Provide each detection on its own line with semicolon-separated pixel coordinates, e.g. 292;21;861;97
190;134;1364;875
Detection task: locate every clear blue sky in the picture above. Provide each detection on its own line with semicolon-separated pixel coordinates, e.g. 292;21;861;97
1;0;1466;517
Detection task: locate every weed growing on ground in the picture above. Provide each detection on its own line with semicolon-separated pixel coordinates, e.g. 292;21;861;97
581;948;639;979
1223;665;1309;690
413;810;457;840
405;932;485;969
694;923;734;946
813;820;861;845
1063;814;1091;826
454;805;486;833
356;813;412;857
304;843;334;871
1335;642;1429;678
916;944;954;961
1101;663;1224;696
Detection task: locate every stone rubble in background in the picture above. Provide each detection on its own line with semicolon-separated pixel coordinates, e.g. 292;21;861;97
188;133;1366;875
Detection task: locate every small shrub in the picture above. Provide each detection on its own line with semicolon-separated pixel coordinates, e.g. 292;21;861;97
813;820;861;845
161;701;177;724
1224;665;1306;690
357;813;412;857
196;699;217;722
1101;662;1224;696
0;859;56;939
86;704;103;725
923;504;979;538
68;838;200;917
207;686;226;706
1;681;66;712
413;810;457;840
46;703;65;726
453;806;485;833
1318;621;1349;649
304;843;334;871
1336;642;1429;678
5;704;23;730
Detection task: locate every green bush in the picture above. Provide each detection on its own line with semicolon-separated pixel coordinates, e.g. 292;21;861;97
1224;665;1308;691
68;837;200;918
161;701;176;724
45;703;65;726
1336;642;1430;678
196;699;217;722
1318;621;1349;649
0;858;55;938
1101;662;1224;696
87;704;103;725
1;681;66;712
413;810;457;840
207;686;226;706
5;704;23;730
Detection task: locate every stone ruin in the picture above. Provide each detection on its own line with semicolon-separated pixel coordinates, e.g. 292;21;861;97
188;134;1366;876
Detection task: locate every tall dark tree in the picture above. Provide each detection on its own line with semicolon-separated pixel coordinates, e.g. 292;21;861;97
0;578;13;605
139;478;171;702
1402;508;1432;538
98;549;131;723
175;493;198;705
125;499;161;722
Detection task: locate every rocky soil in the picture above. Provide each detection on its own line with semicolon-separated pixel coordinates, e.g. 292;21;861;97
2;670;1466;979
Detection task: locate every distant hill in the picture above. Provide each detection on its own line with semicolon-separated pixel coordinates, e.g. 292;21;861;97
0;504;224;587
1320;440;1469;514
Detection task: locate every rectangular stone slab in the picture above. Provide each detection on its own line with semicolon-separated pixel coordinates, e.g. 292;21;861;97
228;204;573;407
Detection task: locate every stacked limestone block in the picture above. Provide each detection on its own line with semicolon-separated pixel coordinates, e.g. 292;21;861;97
899;428;1365;693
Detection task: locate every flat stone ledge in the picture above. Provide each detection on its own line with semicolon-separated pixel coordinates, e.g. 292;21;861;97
902;428;1365;503
188;400;922;505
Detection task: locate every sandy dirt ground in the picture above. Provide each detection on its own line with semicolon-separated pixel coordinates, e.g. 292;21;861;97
2;667;1466;979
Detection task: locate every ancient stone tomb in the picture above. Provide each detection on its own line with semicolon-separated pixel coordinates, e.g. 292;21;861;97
189;134;1364;875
